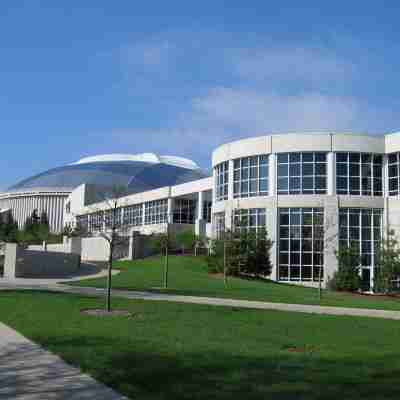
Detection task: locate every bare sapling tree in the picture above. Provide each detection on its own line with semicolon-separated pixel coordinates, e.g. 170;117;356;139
88;185;129;312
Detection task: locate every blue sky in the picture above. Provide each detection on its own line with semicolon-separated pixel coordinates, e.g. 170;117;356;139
1;1;399;188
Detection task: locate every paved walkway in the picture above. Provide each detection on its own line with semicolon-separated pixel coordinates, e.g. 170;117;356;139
62;286;400;320
0;322;128;400
2;279;400;320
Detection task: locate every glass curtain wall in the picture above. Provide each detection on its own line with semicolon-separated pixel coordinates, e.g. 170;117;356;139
233;208;266;235
88;211;104;232
203;201;212;223
173;199;196;224
213;212;226;239
233;155;269;198
336;153;383;196
123;204;143;227
278;208;324;281
144;199;168;225
338;208;382;268
388;153;400;196
215;162;229;201
277;153;327;195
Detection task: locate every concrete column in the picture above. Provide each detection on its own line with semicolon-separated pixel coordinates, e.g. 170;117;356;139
323;196;339;285
383;154;389;199
167;197;174;224
69;237;82;255
4;243;18;279
267;200;278;281
128;232;136;259
142;203;146;226
197;191;204;220
327;152;336;196
269;153;276;196
224;204;233;231
195;191;206;237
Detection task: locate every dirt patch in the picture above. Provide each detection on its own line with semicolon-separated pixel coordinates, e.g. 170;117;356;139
282;345;317;353
209;273;225;279
81;308;133;317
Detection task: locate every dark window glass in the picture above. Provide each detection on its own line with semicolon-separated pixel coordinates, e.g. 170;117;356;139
278;208;324;282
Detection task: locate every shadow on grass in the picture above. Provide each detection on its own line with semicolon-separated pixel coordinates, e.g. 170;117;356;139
24;334;400;400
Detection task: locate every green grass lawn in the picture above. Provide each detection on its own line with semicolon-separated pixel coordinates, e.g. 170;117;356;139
72;255;400;311
1;290;400;399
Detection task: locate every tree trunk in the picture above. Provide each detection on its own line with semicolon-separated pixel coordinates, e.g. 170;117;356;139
318;264;322;302
164;246;169;289
223;240;227;286
106;228;115;312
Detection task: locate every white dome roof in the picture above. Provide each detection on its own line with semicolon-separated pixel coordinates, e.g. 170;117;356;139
73;153;200;170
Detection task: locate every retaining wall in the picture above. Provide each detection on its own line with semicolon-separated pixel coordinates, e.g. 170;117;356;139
3;243;80;279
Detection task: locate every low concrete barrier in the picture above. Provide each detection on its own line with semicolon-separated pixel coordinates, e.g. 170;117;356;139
3;243;81;279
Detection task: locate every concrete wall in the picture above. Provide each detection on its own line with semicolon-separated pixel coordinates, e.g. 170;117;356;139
3;243;80;279
81;237;110;262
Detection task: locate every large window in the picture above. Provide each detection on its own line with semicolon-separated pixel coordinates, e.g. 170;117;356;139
144;199;168;225
123;204;143;227
278;208;324;282
339;208;382;267
173;199;196;224
203;201;212;223
277;152;327;195
88;211;104;232
213;212;225;239
215;162;229;201
76;215;88;232
336;153;382;196
105;208;122;229
233;155;269;198
233;208;266;235
388;153;400;196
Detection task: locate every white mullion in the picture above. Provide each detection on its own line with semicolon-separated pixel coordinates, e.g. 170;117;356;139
311;208;314;281
288;208;291;281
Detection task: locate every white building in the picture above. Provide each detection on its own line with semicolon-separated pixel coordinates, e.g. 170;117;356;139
0;153;208;233
8;132;400;290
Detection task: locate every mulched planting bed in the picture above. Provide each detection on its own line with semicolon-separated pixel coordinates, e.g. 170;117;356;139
80;308;132;317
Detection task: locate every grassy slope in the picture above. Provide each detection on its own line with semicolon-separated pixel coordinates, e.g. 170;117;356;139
2;290;400;399
72;255;400;311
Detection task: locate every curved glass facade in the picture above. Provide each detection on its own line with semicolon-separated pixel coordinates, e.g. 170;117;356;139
336;153;382;196
233;155;269;198
388;152;400;196
277;152;327;195
215;162;229;201
9;161;208;194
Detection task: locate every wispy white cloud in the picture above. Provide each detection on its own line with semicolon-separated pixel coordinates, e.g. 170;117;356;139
106;35;399;166
232;46;355;86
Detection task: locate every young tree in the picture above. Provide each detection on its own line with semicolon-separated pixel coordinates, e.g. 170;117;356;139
331;244;361;292
374;230;400;294
86;185;130;312
150;227;176;288
175;229;197;254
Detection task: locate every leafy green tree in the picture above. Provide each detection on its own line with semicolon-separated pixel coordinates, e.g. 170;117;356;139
176;229;197;254
0;213;19;242
374;230;400;293
330;245;361;292
40;211;49;227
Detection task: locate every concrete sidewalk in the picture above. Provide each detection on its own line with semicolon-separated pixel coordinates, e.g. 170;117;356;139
0;322;128;400
2;279;400;320
62;286;400;321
